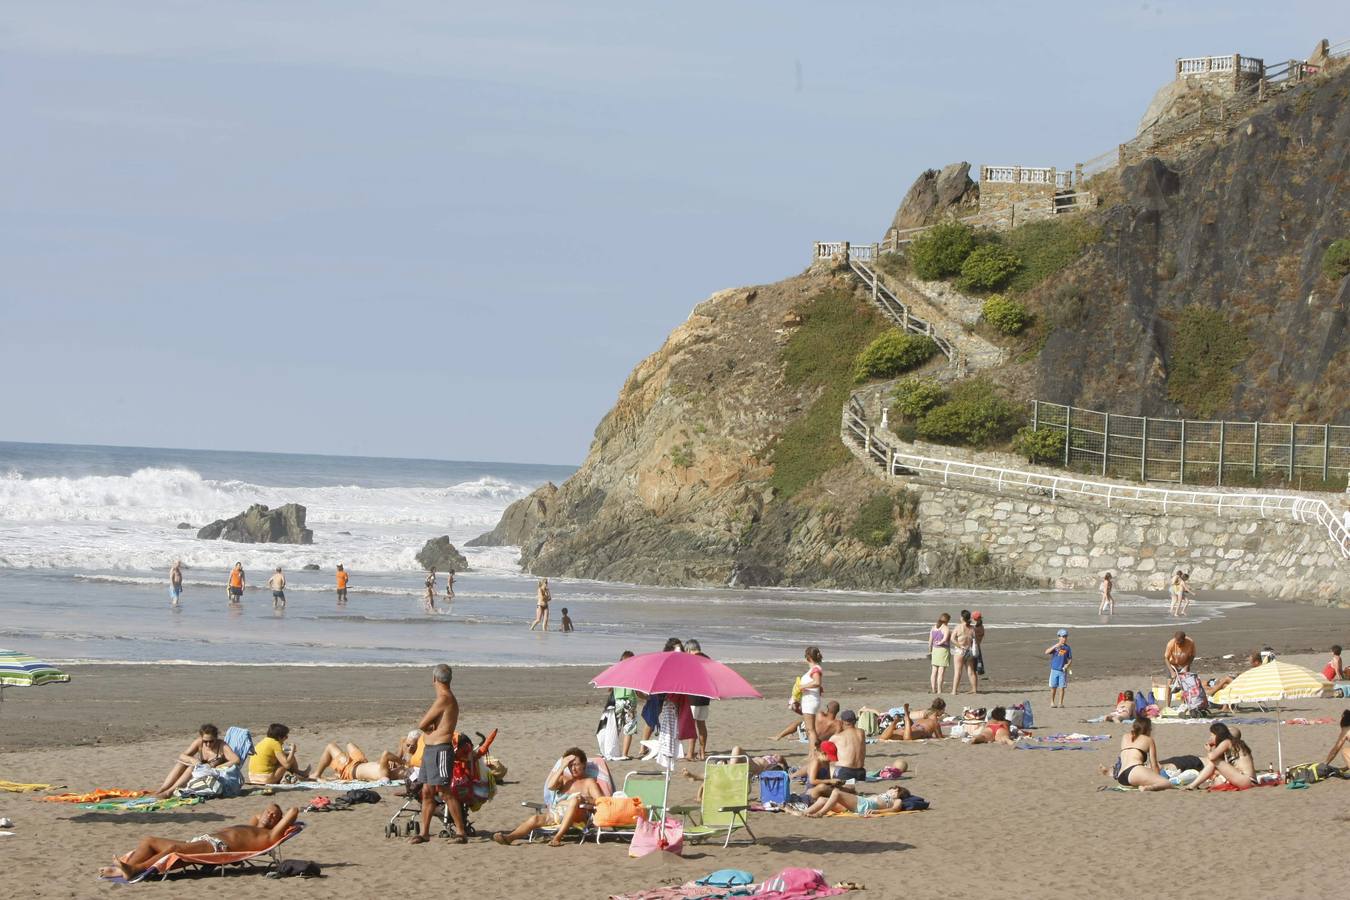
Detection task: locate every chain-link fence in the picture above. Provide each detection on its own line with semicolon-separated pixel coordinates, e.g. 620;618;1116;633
1032;401;1350;490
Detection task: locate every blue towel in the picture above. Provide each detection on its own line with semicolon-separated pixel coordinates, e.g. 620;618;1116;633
225;726;254;765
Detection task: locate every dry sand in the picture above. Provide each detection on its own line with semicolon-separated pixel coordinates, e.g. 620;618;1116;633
3;596;1350;898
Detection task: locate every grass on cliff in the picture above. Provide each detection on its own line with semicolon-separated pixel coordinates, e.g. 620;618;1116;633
1002;218;1100;294
849;492;897;547
772;289;888;498
1165;307;1251;417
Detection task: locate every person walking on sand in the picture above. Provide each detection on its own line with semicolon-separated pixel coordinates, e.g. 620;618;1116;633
227;562;245;606
169;560;184;608
424;568;437;612
1169;569;1184;616
411;664;462;844
1045;628;1072;708
1098;571;1115;615
929;613;952;695
335;564;349;606
267;567;286;611
529;577;551;631
951;610;977;694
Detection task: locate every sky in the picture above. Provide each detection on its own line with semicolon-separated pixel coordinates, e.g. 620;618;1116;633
1;2;1341;464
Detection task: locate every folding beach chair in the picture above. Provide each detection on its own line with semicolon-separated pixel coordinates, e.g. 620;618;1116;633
670;754;754;848
524;757;613;844
594;770;668;843
99;824;305;883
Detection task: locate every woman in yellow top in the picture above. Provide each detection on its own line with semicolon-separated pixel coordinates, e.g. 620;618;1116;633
247;723;310;785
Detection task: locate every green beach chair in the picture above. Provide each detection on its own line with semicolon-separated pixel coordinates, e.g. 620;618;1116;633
594;770;669;843
671;754;755;848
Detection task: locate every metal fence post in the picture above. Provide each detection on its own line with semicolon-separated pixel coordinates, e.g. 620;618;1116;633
1102;413;1110;476
1289;423;1296;482
1253;421;1259;480
1324;424;1331;482
1032;400;1038;431
1064;406;1072;466
1179;420;1187;484
1218;421;1226;486
1140;417;1148;482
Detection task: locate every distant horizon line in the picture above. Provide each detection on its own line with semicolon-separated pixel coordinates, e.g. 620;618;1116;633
0;437;579;472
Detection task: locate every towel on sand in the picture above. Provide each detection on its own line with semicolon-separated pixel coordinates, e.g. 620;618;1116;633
78;796;202;812
259;778;398;792
42;789;146;803
0;781;53;793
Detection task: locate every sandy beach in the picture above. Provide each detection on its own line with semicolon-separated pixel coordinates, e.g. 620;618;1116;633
3;596;1350;898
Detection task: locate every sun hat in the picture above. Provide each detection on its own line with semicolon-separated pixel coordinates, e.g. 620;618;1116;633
819;741;839;761
1056;628;1069;637
972;611;982;620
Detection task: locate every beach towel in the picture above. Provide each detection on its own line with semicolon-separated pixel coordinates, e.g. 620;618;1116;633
263;778;398;792
224;726;254;765
1281;717;1333;726
756;867;848;898
78;796;202;812
823;807;923;818
0;781;52;792
1151;716;1274;726
1016;744;1095;751
1039;733;1109;743
42;789;146;804
1208;780;1281;792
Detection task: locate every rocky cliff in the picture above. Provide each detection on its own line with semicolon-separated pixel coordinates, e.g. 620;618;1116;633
478;64;1350;591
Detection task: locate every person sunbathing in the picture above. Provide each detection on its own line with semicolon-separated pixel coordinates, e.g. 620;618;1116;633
97;803;299;880
492;747;604;848
775;700;841;742
1206;652;1263;699
1185;723;1255;790
878;700;946;741
1103;691;1136;723
152;723;241;798
967;706;1017;745
790;785;908;818
312;741;407;782
1322;709;1350;768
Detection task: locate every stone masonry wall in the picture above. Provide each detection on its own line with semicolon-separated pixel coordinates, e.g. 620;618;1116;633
909;480;1346;603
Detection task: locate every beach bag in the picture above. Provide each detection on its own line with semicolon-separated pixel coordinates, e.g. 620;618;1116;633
1286;762;1337;784
1017;699;1035;729
1005;708;1024;729
788;677;803;713
901;794;929;811
213;763;243;798
629;815;683;857
596;707;622;760
696;869;754;888
759;770;789;806
485;756;507;781
593;796;644;828
178;768;224;799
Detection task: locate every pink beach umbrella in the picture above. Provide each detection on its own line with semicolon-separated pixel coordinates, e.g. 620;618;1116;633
591;651;763;700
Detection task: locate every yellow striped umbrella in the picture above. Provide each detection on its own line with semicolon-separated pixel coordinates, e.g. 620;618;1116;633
1210;659;1331;773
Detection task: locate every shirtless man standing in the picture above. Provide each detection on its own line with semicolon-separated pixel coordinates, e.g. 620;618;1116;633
169;561;184;608
267;567;286;611
99;803;299;880
828;710;867;784
411;663;461;844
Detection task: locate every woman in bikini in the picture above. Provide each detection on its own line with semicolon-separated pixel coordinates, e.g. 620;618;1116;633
878;699;946;741
529;577;551;631
950;610;977;694
791;784;908;818
1186;722;1255;790
929;613;952;694
1100;717;1173;790
968;706;1016;745
152;724;241;798
1169;570;1184;616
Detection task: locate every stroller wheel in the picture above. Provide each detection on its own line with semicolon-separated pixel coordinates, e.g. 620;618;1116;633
407;821;419;836
438;829;450;839
384;824;396;839
465;824;477;837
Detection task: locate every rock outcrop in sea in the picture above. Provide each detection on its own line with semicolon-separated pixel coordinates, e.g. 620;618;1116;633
416;536;468;572
197;504;314;544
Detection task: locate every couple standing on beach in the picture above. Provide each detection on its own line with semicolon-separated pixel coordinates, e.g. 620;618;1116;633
928;610;985;695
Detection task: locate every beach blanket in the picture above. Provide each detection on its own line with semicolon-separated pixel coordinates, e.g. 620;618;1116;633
42;789;146;804
78;796;202;812
1151;716;1274;726
1016;744;1095;751
1039;733;1109;743
1282;717;1333;726
823;807;922;817
1208;780;1281;792
0;781;53;792
260;778;399;792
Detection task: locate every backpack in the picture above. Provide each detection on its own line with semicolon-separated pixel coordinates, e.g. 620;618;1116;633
1286;762;1339;784
1175;672;1209;716
177;769;224;799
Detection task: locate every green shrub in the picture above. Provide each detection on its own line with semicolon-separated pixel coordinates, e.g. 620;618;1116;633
1165;307;1250;417
1003;218;1099;293
1047;282;1087;330
771;290;889;497
891;377;947;419
849;492;896;547
958;244;1021;290
1323;239;1350;281
852;330;939;382
981;294;1030;335
669;442;695;468
916;378;1025;447
909;222;976;280
1012;426;1065;463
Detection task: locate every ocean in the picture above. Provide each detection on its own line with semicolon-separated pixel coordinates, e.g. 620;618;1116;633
0;441;1234;667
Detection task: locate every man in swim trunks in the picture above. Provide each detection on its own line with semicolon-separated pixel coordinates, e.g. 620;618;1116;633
227;563;245;605
829;710;868;784
169;561;183;607
336;564;349;606
98;803;300;880
267;567;286;610
412;663;462;844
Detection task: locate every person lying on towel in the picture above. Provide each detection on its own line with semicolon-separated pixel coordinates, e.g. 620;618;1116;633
98;803;300;880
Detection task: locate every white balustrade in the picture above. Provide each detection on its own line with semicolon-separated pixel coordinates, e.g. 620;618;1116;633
981;166;1016;183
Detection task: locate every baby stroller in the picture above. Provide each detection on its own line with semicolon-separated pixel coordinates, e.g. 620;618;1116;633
385;729;499;839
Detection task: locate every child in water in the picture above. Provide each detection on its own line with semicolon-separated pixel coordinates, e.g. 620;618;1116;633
560;608;574;632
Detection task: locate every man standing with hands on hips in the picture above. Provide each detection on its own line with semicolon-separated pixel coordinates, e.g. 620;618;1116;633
1045;629;1072;709
411;663;464;844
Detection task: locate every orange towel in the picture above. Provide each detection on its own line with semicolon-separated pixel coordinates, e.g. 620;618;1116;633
824;807;921;818
42;789;146;803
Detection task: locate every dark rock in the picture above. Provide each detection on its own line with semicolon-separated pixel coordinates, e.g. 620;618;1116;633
176;522;193;530
197;503;313;544
337;531;352;536
887;162;979;234
302;564;320;571
467;482;558;546
1120;157;1180;212
416;536;468;572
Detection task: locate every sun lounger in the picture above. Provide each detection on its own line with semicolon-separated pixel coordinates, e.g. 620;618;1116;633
525;757;614;844
98;823;305;883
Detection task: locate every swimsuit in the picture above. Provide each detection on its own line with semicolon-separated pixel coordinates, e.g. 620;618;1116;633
189;834;228;853
1116;746;1147;787
833;765;867;782
337;749;368;781
421;743;453;786
854;795;879;817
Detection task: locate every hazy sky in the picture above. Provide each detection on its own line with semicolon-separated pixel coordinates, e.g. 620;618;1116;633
2;2;1340;464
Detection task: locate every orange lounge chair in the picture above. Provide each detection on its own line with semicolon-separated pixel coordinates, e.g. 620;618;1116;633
98;823;305;883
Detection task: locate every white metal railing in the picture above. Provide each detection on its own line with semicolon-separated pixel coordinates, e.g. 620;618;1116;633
842;405;1350;560
1329;39;1350;59
846;258;957;362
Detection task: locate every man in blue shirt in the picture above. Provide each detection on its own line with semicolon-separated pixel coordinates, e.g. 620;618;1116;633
1044;629;1072;708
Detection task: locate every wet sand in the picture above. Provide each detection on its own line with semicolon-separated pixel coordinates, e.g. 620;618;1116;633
2;594;1349;898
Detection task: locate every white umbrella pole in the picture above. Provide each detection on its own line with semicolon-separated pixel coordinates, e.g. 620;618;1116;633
1276;700;1284;777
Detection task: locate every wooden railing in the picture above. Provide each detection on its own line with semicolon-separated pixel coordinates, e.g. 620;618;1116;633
842;403;1350;560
